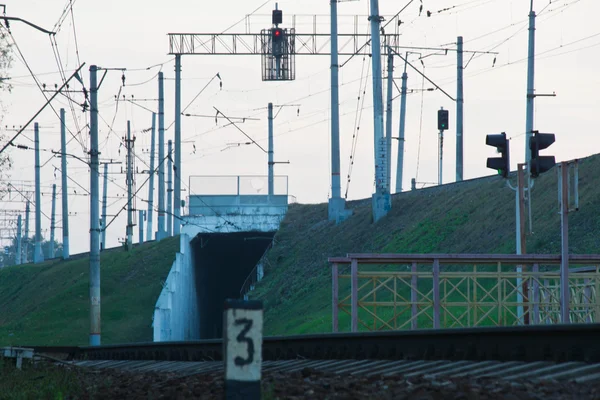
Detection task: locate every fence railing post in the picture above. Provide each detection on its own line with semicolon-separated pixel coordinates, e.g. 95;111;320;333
584;277;592;323
332;263;339;332
411;262;417;330
473;264;478;327
351;258;358;332
532;264;540;325
433;259;440;329
543;278;551;324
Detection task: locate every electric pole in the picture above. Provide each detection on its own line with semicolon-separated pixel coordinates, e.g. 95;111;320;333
396;57;408;194
385;50;394;195
167;139;173;237
157;72;166;241
125;120;135;251
525;2;536;164
16;214;21;265
49;183;56;259
34;122;43;264
146;112;156;241
369;0;390;222
328;0;348;222
268;103;274;197
101;163;108;250
24;201;29;264
456;36;464;182
174;55;182;236
60;108;69;259
89;64;101;346
139;209;144;244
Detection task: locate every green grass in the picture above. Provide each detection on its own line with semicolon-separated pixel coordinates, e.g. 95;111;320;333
0;237;179;346
252;154;600;335
0;358;85;399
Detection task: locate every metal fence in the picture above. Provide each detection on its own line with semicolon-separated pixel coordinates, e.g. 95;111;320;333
329;254;600;332
189;175;288;196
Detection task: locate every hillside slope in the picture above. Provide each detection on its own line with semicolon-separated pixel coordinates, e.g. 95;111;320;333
0;237;179;346
253;155;600;335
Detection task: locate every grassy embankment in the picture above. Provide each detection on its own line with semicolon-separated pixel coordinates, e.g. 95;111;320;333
253;155;600;335
0;237;179;346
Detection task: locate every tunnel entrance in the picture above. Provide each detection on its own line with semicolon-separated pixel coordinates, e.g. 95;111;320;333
191;231;274;339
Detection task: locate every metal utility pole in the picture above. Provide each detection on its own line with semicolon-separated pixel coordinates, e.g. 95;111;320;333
49;184;56;259
139;209;144;244
157;72;166;241
385;50;394;194
268;103;274;197
146;112;156;241
16;215;21;265
559;162;570;323
516;164;528;324
174;55;182;236
60;108;69;259
395;58;408;194
167;140;173;237
456;36;464;182
525;2;536;164
369;0;390;222
89;64;101;346
125;120;134;251
328;0;347;222
24;201;29;263
33;122;43;264
101;163;108;250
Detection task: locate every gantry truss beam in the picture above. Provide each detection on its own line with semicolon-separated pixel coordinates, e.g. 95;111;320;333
168;33;400;56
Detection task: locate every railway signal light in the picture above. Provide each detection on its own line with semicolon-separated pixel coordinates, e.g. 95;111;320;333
486;132;510;178
272;28;284;43
437;109;449;131
529;131;555;178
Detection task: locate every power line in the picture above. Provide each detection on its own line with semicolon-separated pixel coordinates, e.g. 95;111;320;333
213;107;267;153
1;26;87;152
345;53;370;200
415;66;426;181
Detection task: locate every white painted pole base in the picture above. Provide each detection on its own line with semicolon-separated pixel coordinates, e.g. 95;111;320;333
223;299;263;400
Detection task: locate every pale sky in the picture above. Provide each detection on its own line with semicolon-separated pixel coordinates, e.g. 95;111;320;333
1;0;599;254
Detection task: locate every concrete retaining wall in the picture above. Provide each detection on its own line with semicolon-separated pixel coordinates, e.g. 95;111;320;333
153;234;199;341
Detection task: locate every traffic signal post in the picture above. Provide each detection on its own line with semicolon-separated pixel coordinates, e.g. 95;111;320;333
516;163;528;325
437;108;449;185
484;129;559;325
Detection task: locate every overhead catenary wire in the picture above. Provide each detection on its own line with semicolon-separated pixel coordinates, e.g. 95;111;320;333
0;25;87;152
415;66;426;182
345;52;370;200
49;35;86;152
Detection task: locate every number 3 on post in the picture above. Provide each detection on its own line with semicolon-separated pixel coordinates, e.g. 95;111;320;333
223;299;263;400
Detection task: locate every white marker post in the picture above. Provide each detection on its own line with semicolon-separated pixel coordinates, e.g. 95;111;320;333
223;299;263;400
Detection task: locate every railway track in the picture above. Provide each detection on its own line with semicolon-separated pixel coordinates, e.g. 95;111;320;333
70;358;600;383
27;324;600;363
9;325;600;398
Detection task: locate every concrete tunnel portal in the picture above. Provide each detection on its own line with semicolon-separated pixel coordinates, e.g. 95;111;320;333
191;231;274;339
152;174;288;342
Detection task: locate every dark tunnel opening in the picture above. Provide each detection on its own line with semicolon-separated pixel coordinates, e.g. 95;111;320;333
191;231;274;339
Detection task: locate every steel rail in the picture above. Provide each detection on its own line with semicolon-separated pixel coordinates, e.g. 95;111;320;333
26;324;600;363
